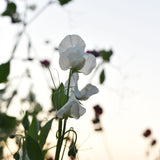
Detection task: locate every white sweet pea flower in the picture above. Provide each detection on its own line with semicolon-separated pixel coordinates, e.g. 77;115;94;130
65;73;99;100
56;93;86;119
58;35;96;75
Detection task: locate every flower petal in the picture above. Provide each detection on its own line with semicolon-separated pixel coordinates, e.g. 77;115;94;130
79;84;99;100
79;105;86;116
79;54;96;75
65;73;79;88
56;93;86;119
59;54;70;70
70;95;86;119
65;73;79;94
59;47;85;71
59;35;86;54
56;100;71;118
70;102;85;119
73;85;81;99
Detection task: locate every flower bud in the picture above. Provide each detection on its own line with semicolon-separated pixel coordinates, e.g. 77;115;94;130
143;129;152;138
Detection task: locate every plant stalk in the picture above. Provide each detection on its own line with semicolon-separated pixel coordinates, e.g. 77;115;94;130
55;70;72;160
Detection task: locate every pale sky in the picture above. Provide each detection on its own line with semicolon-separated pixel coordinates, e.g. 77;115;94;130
1;0;160;160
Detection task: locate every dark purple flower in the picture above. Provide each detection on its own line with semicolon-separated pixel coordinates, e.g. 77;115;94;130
151;139;157;146
86;50;101;57
93;105;103;115
40;60;50;67
143;129;152;138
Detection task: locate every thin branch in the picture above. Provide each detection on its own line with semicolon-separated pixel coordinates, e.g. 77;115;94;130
27;0;56;25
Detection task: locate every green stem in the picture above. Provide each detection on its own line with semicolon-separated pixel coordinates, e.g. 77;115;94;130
61;122;70;160
10;28;25;60
27;0;55;25
55;119;62;160
64;129;77;144
48;67;56;88
66;70;73;99
55;118;67;160
55;70;72;160
61;128;77;160
9;0;55;61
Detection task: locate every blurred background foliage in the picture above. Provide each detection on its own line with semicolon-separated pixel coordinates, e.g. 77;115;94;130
0;0;114;159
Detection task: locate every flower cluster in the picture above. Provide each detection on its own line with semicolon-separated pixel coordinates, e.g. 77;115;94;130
56;35;98;119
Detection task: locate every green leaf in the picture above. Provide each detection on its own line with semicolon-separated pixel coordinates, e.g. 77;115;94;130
22;111;30;132
99;69;105;84
0;61;10;83
1;10;10;16
51;83;67;110
59;0;72;5
26;135;43;160
100;50;113;62
1;2;17;16
0;113;17;134
7;2;17;14
28;115;39;142
38;118;53;150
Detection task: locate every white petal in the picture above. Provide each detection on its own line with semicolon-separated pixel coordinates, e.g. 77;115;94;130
70;57;85;70
65;73;79;88
79;106;86;116
70;102;81;119
70;101;86;119
56;93;86;119
59;54;70;70
70;73;79;86
59;35;86;54
59;47;85;70
70;94;86;118
56;101;71;118
64;73;79;95
74;85;81;99
80;84;99;100
79;54;96;75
